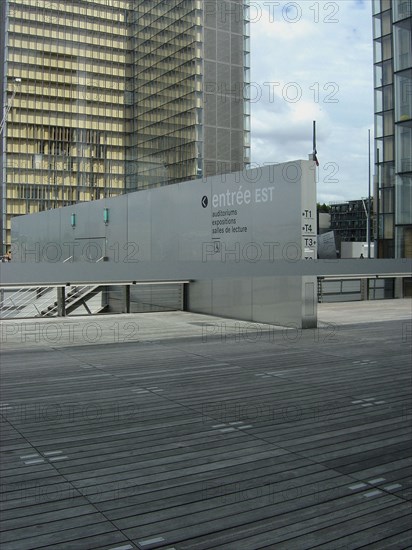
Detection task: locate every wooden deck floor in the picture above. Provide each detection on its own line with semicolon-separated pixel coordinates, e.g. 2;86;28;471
1;307;411;549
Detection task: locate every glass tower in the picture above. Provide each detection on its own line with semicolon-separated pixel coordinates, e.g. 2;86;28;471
0;0;250;251
373;0;412;259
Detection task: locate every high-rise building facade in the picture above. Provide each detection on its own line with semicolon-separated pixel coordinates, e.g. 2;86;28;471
329;199;371;243
0;0;250;251
127;0;250;190
373;0;412;259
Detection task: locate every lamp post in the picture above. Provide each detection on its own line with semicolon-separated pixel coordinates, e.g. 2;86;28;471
368;128;371;258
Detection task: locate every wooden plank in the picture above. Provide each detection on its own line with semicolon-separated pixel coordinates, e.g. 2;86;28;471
1;310;410;549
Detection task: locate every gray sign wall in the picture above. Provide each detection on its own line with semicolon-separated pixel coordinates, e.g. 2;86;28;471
11;161;318;327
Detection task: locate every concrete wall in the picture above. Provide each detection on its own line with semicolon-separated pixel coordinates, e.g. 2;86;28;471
341;241;375;259
11;161;318;327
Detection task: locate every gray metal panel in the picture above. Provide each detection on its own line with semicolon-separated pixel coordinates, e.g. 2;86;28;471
127;189;152;262
217;128;231;159
188;279;213;314
204;60;217;83
100;194;129;260
211;276;253;319
3;259;410;284
204;126;217;159
251;276;302;326
302;276;317;328
216;0;231;30
230;0;244;34
12;208;62;262
60;194;129;262
231;33;243;65
8;160;333;327
217;31;230;63
150;184;180;262
175;179;211;262
217;63;231;89
204;1;217;28
204;27;216;59
217;97;231;129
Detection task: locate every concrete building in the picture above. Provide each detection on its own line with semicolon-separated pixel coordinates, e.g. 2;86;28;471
373;0;412;259
0;0;250;252
329;199;371;243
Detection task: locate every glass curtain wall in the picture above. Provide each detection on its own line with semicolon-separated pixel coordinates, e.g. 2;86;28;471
1;0;129;250
126;0;250;190
1;0;250;250
373;0;412;258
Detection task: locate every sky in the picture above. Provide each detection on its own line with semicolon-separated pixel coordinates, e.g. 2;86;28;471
249;0;374;203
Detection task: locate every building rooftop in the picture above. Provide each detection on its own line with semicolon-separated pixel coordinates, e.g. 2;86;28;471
1;300;411;549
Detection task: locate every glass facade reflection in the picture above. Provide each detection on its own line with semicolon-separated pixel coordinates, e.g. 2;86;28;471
373;0;412;259
0;0;250;250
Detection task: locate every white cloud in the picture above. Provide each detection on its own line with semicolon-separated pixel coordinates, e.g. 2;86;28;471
250;0;374;203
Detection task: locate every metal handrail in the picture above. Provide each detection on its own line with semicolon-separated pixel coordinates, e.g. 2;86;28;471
0;287;41;318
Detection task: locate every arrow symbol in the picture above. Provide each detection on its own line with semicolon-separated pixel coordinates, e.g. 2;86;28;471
201;196;208;208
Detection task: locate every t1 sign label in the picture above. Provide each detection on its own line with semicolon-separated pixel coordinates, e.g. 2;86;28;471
302;209;317;259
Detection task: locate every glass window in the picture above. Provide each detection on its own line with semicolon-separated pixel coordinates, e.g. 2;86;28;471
394;25;412;71
381;0;393;10
375;88;383;112
395;70;412;122
384;135;394;161
380;161;395;187
374;39;383;63
381;213;394;238
396;125;412;172
383;85;393;110
373;15;382;38
375;113;383;137
374;63;383;87
393;0;412;22
381;10;392;35
395;175;412;224
383;110;394;135
382;59;393;85
395;225;412;257
372;0;381;16
380;186;394;212
382;34;392;61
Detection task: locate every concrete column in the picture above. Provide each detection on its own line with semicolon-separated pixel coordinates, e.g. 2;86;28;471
394;277;404;298
123;284;130;313
182;282;189;311
360;278;369;301
57;287;66;317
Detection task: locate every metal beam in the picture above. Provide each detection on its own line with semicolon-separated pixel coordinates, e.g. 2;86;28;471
0;259;410;287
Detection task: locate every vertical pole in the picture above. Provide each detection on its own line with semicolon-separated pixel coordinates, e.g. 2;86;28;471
376;148;380;258
182;282;189;311
313;120;316;155
368;129;371;258
123;284;130;313
57;287;66;317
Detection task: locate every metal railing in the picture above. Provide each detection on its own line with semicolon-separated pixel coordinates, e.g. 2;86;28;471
0;285;102;319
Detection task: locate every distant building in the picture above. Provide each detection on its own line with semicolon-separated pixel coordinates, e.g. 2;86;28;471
373;0;412;258
0;0;250;252
329;199;371;243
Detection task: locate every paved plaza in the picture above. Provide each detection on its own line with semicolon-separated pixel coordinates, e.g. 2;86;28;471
1;299;411;549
